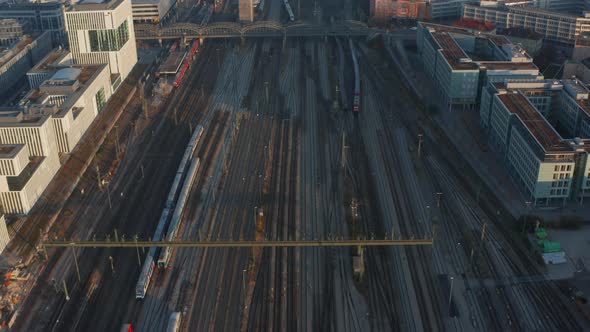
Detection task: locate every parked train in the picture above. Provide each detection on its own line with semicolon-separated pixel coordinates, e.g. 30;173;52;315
283;0;295;21
135;126;204;299
166;312;182;332
157;157;201;268
349;39;361;113
174;39;201;88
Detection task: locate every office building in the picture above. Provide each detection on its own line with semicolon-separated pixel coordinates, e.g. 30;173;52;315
0;2;66;46
239;0;254;22
480;79;590;205
65;0;137;88
0;59;112;214
462;2;590;44
23;63;112;153
0;32;52;99
428;0;471;20
417;22;541;109
0;19;30;46
370;0;395;23
131;0;176;23
0;112;61;214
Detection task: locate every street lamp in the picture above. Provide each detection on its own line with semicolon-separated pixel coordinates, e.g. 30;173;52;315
448;276;454;316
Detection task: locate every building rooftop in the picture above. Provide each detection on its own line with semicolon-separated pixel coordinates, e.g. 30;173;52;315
29;49;70;74
498;93;571;153
453;18;496;32
0;144;24;159
479;61;539;70
6;156;43;191
422;22;534;71
159;51;186;75
431;32;479;70
0;36;33;68
68;0;125;11
501;27;543;40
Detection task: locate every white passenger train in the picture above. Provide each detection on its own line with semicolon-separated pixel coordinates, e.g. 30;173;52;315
135;126;204;299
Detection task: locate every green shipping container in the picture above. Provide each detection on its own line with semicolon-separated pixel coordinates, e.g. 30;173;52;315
542;241;561;253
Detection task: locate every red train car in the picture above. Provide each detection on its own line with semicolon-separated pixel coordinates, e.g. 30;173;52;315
173;40;200;88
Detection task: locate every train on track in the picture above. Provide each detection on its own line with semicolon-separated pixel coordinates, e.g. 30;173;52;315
166;312;182;332
349;39;361;113
174;39;200;88
283;0;295;21
135;126;204;299
158;157;201;268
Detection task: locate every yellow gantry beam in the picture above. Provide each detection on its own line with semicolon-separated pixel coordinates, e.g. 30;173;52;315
42;239;433;248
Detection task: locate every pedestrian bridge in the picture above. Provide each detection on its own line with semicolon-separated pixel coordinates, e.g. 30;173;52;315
134;20;376;40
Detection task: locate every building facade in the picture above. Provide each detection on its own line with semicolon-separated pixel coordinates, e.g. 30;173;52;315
0;2;66;46
480;79;590;205
131;0;176;23
462;2;590;44
428;0;471;20
239;0;254;22
0;215;9;254
65;0;137;87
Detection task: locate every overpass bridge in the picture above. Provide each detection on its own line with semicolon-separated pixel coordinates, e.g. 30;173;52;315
134;20;416;41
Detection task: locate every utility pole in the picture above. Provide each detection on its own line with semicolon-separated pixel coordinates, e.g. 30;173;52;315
417;134;424;158
341;131;346;169
96;164;101;190
448;276;454;316
114;125;120;156
140;80;148;119
71;247;81;282
265;81;269;102
63;280;70;301
134;235;141;266
106;183;112;210
108;256;115;274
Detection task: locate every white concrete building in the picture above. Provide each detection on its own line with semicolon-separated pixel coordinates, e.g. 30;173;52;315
0;215;9;254
22;63;112;153
65;0;137;89
417;22;541;110
428;0;471;20
480;79;590;205
0;55;112;214
0;113;60;214
462;2;590;44
131;0;176;22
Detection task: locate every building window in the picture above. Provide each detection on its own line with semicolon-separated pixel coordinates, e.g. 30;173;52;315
550;189;555;195
89;21;129;52
567;165;571;171
560;174;564;179
95;88;106;112
555;166;560;171
553;174;558;180
565;173;570;179
561;165;566;171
